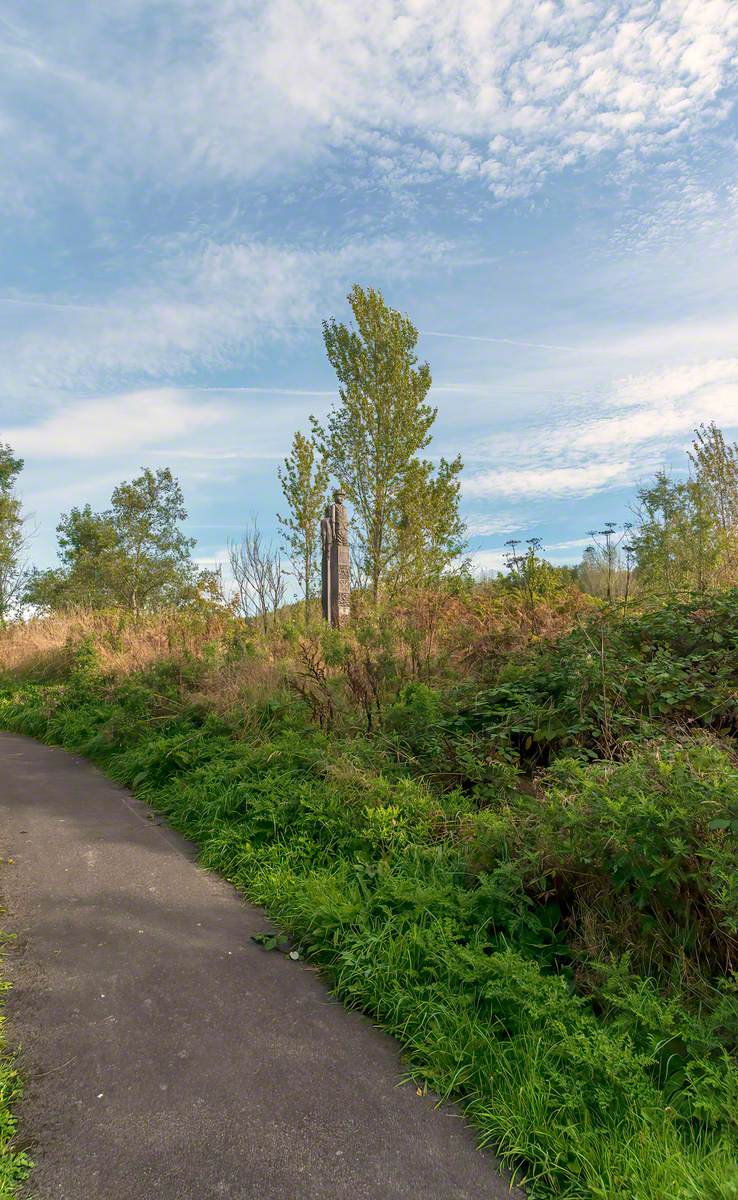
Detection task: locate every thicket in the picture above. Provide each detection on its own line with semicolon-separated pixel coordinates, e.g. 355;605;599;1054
1;586;737;1199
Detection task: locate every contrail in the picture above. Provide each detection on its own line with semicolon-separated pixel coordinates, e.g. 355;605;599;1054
421;329;600;353
192;387;336;396
0;297;106;312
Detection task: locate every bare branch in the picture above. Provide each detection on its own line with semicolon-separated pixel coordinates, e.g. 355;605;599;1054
227;518;286;631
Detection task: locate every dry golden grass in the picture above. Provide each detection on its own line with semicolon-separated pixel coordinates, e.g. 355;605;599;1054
0;585;589;723
0;607;235;679
195;656;286;717
389;582;589;676
0;607;290;721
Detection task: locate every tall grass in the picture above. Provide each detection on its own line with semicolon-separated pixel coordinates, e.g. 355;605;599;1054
0;607;236;679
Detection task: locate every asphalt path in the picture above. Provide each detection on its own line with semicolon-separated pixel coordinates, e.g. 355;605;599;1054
0;732;519;1200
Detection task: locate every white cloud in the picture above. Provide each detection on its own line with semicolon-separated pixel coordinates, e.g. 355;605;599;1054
469;536;594;575
465;460;633;500
613;169;738;250
612;357;738;413
465;512;526;537
547;537;595;553
2;389;223;459
4;1;738;203
468;548;510;575
463;355;738;501
604;317;738;368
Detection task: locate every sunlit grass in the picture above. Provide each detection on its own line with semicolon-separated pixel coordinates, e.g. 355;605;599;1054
0;930;32;1197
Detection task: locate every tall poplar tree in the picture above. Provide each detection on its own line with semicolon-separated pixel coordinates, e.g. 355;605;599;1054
277;431;328;626
688;422;738;534
391;454;466;591
317;284;463;602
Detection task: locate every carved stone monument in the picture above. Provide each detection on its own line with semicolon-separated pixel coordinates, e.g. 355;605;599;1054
321;491;350;628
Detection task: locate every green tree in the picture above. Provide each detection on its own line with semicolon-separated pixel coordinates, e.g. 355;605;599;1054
631;471;718;597
688;422;738;535
631;425;738;597
0;444;32;624
317;284;463;601
688;422;738;582
504;538;562;597
27;467;203;614
107;469;198;613
391;453;466;591
277;431;328;626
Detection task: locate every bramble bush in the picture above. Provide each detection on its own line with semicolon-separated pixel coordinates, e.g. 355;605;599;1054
380;590;738;780
455;590;738;764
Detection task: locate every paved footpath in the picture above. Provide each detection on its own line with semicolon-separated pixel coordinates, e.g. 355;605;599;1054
0;733;519;1200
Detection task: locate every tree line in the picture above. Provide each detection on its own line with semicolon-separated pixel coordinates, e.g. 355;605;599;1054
0;284;737;625
0;285;465;625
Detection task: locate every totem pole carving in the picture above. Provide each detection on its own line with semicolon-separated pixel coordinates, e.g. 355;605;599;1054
320;491;350;628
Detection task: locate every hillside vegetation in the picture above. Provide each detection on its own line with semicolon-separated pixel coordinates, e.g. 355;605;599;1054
1;586;737;1200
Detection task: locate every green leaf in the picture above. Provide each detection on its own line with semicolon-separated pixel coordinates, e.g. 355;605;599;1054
251;932;290;952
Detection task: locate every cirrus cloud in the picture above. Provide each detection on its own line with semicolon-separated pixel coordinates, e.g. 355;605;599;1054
0;232;452;400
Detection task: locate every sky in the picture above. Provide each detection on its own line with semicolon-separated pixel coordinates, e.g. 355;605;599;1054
1;0;738;582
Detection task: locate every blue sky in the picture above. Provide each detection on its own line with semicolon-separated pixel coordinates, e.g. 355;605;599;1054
1;0;738;582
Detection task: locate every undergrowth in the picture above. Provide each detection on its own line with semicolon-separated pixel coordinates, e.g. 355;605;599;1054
0;921;32;1197
1;592;738;1197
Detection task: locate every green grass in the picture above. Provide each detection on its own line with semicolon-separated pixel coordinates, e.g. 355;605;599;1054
0;924;32;1198
1;648;737;1199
